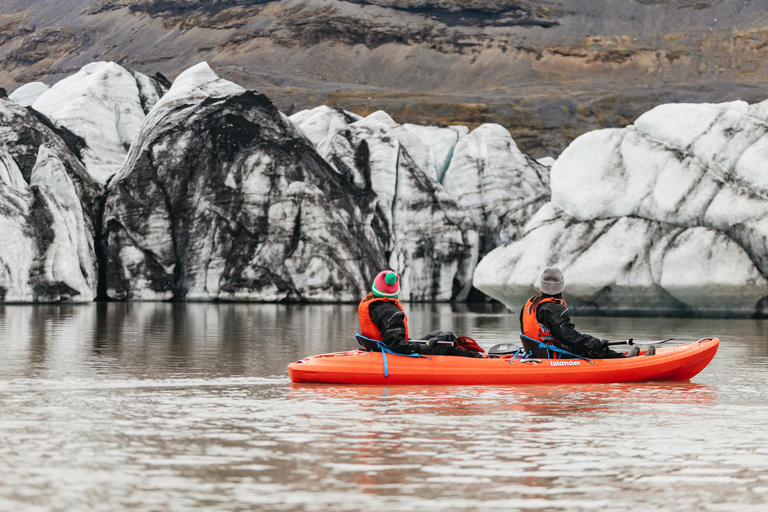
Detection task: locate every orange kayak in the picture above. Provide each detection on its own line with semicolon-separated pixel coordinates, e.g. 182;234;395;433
287;338;719;385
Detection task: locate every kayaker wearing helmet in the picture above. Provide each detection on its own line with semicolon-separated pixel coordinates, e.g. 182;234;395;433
358;270;482;358
520;267;655;359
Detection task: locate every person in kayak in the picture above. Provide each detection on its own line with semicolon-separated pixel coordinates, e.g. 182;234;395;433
358;270;482;358
520;267;655;359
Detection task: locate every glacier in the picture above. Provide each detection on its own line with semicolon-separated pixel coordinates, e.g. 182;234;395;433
3;59;768;315
102;63;383;301
31;62;168;184
475;99;768;316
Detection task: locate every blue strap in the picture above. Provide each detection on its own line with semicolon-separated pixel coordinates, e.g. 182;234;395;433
519;334;594;363
356;333;421;378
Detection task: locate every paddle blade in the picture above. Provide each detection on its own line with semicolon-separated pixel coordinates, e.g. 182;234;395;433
456;336;485;353
488;343;520;356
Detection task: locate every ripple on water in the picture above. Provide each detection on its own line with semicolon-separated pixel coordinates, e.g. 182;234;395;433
1;303;767;511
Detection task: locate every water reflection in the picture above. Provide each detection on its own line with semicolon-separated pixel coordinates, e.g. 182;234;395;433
289;381;717;416
0;303;767;511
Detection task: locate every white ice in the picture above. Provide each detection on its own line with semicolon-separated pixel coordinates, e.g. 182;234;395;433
9;82;50;107
31;62;148;184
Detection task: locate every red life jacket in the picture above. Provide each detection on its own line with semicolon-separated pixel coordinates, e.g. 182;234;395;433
521;296;567;358
358;296;409;342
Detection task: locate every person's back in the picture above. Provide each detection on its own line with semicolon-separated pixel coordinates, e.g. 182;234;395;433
519;267;636;359
358;270;481;358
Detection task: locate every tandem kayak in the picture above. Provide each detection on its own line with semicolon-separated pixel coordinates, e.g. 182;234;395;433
287;338;719;385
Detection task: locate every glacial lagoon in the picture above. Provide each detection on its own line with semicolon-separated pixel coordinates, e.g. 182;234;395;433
1;302;767;511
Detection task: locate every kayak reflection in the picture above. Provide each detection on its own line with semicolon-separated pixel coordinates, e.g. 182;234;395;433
289;381;717;417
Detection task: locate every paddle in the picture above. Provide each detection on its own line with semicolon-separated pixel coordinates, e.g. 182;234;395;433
606;338;674;346
487;343;521;356
456;336;484;353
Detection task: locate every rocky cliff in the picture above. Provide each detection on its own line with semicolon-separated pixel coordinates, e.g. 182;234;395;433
2;1;768;159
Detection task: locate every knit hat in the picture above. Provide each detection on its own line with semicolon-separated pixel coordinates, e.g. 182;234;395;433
539;267;564;295
372;270;400;298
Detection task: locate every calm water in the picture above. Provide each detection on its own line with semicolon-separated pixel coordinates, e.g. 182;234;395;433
1;302;767;511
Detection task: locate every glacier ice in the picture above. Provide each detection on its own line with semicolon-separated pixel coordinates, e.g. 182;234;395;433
102;67;382;301
31;62;167;184
476;98;768;316
9;82;50;107
0;141;96;302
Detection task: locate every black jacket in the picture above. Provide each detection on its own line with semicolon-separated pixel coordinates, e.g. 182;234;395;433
368;299;412;354
367;300;482;358
519;300;623;359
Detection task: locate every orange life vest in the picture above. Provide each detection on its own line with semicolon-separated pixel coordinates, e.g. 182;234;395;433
522;296;567;343
358;296;409;342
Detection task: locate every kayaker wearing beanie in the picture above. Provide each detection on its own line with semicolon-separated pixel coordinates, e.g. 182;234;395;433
358;270;482;358
520;267;648;359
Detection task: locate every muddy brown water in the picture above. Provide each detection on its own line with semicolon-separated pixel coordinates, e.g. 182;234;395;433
1;303;767;511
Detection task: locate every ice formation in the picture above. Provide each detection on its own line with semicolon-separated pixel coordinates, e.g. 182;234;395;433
102;66;382;301
291;106;484;300
31;62;168;184
475;99;768;316
0;140;96;302
9;82;50;107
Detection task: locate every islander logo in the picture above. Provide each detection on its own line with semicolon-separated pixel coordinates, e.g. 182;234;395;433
550;360;581;366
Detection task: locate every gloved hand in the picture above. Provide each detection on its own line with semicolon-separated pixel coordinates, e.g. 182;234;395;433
425;337;452;350
584;338;609;352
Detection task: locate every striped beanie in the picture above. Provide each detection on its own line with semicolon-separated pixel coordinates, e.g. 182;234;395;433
372;270;400;298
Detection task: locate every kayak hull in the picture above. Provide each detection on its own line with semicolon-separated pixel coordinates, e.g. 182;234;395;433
287;338;720;385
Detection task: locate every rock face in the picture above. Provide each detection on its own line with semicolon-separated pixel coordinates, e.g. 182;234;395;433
5;0;768;159
291;106;482;301
475;99;768;316
102;64;384;301
30;62;169;184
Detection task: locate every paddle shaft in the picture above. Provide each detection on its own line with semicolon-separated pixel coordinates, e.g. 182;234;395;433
607;338;673;346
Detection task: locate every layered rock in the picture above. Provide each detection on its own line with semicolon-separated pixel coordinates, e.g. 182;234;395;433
102;64;384;301
475;98;768;316
30;62;169;184
292;107;480;301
